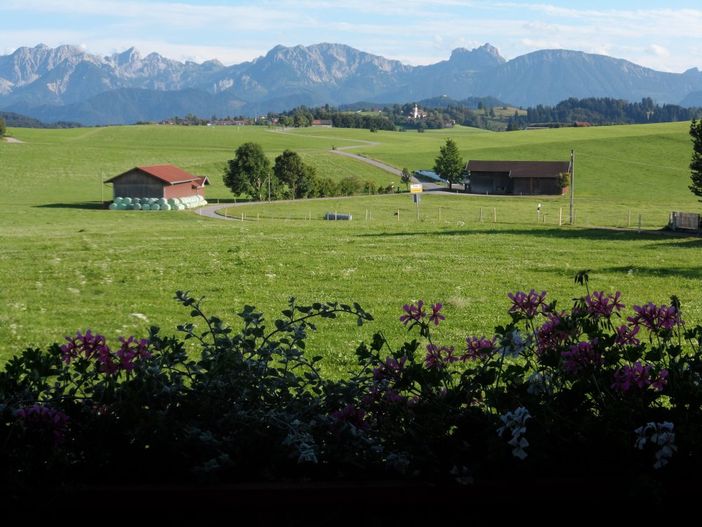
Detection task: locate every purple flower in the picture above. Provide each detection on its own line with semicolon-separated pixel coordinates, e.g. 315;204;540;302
428;303;445;326
463;336;496;361
536;312;570;356
508;289;547;318
373;355;407;382
116;336;151;372
615;324;641;346
651;369;669;392
400;300;426;325
612;361;652;392
614;363;669;393
628;303;682;332
330;404;367;430
425;343;457;369
60;329;109;363
15;404;70;444
561;340;601;375
585;291;625;318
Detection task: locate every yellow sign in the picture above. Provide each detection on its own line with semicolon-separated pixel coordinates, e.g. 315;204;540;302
410;184;423;194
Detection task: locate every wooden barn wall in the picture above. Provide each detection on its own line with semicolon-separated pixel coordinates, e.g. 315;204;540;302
112;170;165;198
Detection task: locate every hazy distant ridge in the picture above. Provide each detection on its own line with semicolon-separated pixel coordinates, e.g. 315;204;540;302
1;42;700;125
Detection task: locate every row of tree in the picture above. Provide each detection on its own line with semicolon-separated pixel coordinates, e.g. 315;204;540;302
0;117;5;137
223;142;400;201
508;97;702;128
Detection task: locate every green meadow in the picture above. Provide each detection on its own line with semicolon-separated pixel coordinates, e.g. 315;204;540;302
1;122;701;375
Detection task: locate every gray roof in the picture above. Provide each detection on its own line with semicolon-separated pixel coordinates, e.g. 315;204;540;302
467;160;570;178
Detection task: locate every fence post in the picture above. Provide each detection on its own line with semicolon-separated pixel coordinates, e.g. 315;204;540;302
638;213;642;233
559;207;562;226
397;209;400;222
493;207;496;223
479;207;483;223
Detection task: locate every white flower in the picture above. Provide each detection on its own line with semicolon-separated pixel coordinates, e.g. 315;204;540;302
497;406;531;460
527;372;552;395
634;421;676;469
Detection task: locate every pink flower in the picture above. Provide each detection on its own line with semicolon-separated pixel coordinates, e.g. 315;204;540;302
561;340;601;375
585;291;625;318
463;336;496;361
428;303;445;326
508;289;547;318
400;300;426;325
425;343;457;369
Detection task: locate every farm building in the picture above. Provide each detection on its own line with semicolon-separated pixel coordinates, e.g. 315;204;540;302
466;160;570;195
105;164;209;200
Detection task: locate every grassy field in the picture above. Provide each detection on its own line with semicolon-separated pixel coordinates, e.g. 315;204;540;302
1;122;701;376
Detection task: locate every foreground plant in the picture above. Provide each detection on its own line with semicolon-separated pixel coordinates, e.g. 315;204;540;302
2;275;702;495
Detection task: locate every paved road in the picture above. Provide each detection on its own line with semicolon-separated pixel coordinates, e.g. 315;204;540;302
330;147;445;191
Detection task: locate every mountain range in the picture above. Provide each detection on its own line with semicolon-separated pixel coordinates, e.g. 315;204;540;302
1;42;701;125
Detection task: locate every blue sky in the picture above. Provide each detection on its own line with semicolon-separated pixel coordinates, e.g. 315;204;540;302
1;1;701;72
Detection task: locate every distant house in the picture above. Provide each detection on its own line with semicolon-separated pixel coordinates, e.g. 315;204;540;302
105;164;209;200
466;160;570;195
311;119;333;127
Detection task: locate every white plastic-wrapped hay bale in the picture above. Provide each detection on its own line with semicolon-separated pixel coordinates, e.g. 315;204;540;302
151;203;161;211
161;203;172;211
114;197;124;205
109;202;118;210
132;203;142;210
176;204;185;211
168;198;180;206
123;197;132;205
117;203;129;210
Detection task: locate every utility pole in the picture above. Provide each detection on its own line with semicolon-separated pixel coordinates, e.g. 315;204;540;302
569;149;575;225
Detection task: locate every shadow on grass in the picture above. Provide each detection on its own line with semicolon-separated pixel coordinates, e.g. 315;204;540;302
645;237;702;249
36;202;107;210
601;266;702;280
357;226;677;242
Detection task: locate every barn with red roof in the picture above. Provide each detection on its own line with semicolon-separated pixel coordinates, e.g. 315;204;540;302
105;164;209;201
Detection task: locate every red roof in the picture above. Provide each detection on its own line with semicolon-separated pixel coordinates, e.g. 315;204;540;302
106;164;208;185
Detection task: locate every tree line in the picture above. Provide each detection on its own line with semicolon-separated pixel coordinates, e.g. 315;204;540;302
223;142;399;201
509;97;702;129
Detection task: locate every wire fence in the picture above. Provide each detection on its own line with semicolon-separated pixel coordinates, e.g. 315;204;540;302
216;195;681;233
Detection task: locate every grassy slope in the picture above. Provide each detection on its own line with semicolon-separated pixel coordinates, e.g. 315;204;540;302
1;123;700;376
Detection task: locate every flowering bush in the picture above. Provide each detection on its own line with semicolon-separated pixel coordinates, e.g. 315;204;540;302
2;276;702;497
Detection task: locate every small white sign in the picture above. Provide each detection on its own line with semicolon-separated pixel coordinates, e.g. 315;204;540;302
410;184;423;194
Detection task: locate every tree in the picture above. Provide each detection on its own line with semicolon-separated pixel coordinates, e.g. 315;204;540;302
273;149;317;199
433;138;465;190
0;117;5;137
223;142;271;201
689;120;702;201
401;167;412;190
